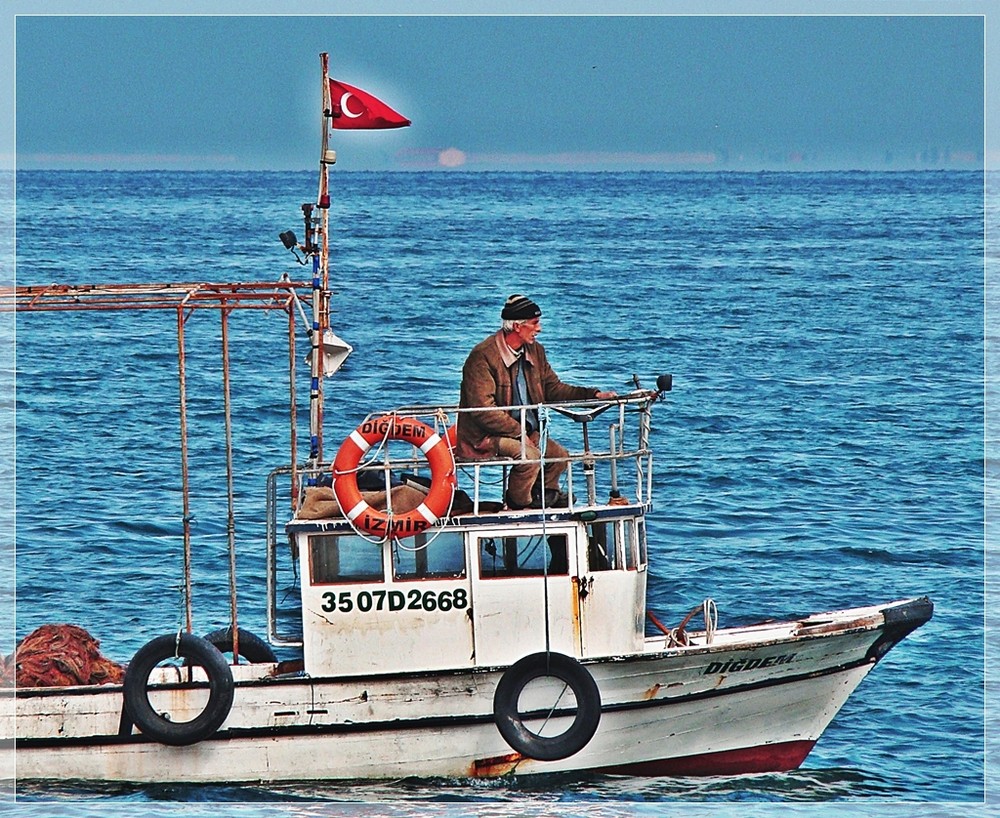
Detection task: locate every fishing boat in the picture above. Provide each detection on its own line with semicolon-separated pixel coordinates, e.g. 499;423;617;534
0;54;932;784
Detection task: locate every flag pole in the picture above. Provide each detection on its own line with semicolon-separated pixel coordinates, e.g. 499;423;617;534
310;52;334;467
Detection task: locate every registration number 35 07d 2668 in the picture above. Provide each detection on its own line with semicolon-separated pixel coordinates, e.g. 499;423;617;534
320;588;469;614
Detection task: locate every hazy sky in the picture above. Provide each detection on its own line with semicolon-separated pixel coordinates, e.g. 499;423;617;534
4;4;993;171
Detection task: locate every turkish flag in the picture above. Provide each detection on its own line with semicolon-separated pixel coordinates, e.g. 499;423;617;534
329;79;411;130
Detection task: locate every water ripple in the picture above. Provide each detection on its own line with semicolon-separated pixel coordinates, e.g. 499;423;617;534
10;169;984;804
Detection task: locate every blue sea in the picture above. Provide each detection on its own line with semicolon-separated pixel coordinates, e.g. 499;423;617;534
1;169;989;814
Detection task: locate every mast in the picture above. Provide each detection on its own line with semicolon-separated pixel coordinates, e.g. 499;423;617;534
309;52;334;468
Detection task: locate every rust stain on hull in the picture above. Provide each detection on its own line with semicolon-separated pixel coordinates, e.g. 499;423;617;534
470;751;524;777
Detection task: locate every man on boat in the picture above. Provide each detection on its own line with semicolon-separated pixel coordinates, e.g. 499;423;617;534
456;294;616;509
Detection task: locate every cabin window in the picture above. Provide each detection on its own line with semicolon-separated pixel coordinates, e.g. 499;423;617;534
622;520;637;571
637;520;648;568
478;533;569;578
392;531;466;580
586;522;617;571
309;534;384;584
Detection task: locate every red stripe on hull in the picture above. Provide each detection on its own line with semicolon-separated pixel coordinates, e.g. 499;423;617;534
596;739;816;777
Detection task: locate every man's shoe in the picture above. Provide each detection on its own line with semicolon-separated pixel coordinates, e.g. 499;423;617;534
542;489;570;508
505;493;541;510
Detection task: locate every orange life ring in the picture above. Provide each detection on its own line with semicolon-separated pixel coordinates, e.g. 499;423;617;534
332;416;456;540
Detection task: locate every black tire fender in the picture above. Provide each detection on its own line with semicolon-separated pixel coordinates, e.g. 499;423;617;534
203;626;277;664
123;632;234;746
493;651;601;761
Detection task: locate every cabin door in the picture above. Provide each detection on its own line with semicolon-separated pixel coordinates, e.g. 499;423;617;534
576;518;646;658
470;524;581;667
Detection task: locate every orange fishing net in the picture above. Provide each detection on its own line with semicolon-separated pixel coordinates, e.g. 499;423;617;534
1;624;125;688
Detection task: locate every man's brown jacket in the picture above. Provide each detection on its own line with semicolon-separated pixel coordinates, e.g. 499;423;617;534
455;331;598;459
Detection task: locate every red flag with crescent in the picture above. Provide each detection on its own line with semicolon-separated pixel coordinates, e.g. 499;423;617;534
329;78;411;130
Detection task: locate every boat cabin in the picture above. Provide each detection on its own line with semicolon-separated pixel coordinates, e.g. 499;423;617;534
280;391;662;678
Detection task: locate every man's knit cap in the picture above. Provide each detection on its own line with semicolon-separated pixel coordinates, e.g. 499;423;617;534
501;294;541;321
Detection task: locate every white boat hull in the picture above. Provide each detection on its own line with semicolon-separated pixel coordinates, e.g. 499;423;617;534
4;598;929;783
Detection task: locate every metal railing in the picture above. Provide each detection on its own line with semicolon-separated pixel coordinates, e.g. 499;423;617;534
6;280;310;644
386;392;657;511
288;390;661;519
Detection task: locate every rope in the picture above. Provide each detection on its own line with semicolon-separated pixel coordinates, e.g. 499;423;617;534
538;406;552;657
459;465;505;485
334;417;397;546
334;416;395;477
174;580;189;643
536;675;570;737
703;598;718;645
390;412;458;553
646;598;718;648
